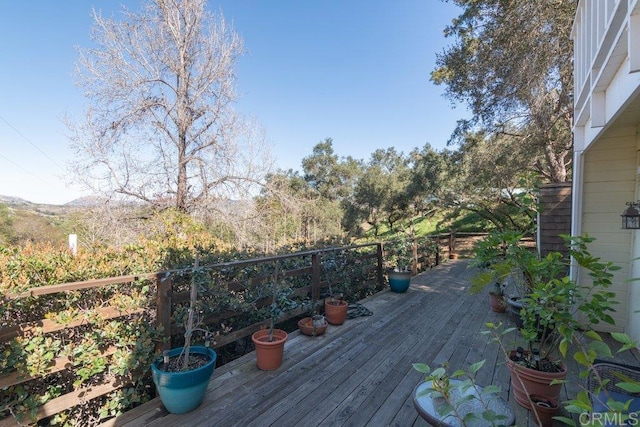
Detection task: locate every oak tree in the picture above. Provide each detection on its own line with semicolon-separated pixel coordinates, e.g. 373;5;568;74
433;0;575;183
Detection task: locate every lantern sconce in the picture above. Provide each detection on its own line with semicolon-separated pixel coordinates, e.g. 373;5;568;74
621;201;640;229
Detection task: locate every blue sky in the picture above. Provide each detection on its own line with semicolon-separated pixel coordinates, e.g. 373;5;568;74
0;1;464;205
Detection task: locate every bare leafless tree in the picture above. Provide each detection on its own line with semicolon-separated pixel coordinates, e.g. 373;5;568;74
67;0;272;213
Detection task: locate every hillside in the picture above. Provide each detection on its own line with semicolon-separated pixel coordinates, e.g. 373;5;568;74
0;195;95;245
0;194;100;211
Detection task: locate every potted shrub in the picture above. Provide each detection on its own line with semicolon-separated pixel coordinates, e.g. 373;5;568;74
322;252;349;324
385;234;414;293
483;234;620;410
151;259;218;414
251;265;298;370
470;230;533;316
413;333;640;426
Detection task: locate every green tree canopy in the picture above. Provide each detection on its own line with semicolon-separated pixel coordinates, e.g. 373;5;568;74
433;0;575;183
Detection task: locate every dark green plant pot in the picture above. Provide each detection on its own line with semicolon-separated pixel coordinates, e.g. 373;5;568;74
388;270;411;293
151;346;217;414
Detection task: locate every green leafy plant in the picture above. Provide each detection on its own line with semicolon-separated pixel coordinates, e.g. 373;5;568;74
261;261;300;342
469;232;640;425
483;322;640;426
385;233;414;272
412;360;510;426
323;251;350;303
472;232;619;372
518;235;618;369
470;230;538;298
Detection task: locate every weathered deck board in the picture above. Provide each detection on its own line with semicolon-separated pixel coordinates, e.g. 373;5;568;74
108;260;638;427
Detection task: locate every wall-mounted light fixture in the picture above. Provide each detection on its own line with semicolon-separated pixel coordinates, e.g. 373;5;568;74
621;201;640;229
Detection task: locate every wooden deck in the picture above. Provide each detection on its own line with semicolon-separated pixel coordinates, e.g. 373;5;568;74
108;260;640;427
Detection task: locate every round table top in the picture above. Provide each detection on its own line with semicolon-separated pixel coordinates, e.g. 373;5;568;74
413;380;515;427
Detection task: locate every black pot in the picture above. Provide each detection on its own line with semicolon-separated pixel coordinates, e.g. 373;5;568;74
507;297;555;338
507;297;524;328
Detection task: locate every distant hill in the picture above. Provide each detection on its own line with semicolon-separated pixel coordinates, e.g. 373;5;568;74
64;196;104;207
0;195;33;206
0;194;104;208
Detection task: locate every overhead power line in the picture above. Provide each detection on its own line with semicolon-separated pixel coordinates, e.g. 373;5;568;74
0;151;52;186
0;114;66;172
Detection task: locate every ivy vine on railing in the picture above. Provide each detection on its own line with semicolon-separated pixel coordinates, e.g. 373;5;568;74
0;236;446;426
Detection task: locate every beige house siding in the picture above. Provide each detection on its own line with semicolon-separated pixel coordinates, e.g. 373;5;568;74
581;125;637;332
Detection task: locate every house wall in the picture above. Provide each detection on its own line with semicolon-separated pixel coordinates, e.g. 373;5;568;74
628;129;640;342
582;125;638;334
538;183;572;259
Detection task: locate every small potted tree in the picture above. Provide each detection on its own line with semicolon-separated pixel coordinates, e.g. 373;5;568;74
150;258;218;414
322;252;349;325
251;264;298;370
470;230;527;314
386;234;414;293
482;234;620;409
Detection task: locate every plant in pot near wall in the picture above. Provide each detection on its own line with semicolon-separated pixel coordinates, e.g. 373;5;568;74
385;234;414;293
151;259;218;415
251;264;298;370
481;234;620;413
470;230;532;315
419;229;636;425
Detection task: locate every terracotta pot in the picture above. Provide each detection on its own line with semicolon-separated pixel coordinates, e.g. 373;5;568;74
251;329;288;370
529;394;559;427
489;292;507;313
298;316;327;336
506;351;567;409
324;299;348;325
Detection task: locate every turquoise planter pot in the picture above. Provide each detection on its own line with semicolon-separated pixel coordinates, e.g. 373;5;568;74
388;270;411;293
151;346;217;414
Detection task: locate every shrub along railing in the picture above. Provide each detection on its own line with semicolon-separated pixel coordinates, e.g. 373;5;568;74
0;236;443;426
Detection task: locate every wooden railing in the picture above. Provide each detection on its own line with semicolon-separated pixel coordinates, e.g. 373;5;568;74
0;236;450;426
156;243;386;352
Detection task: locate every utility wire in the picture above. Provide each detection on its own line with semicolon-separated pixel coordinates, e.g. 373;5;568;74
0;151;52;186
0;114;66;172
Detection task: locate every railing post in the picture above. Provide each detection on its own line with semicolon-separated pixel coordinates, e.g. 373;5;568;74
376;243;385;290
449;231;456;258
311;252;321;309
412;239;418;275
156;274;173;353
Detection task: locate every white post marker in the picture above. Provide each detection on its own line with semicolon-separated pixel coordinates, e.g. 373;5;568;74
68;234;78;255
